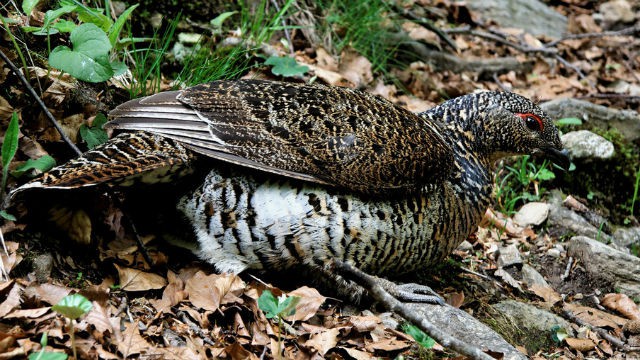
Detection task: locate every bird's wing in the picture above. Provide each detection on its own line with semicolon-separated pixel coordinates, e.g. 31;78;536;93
106;79;454;194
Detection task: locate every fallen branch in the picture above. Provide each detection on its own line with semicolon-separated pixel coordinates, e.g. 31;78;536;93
0;48;82;156
333;260;505;360
545;24;640;48
561;309;628;351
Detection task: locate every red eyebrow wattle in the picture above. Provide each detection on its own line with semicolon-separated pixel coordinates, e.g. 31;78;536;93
516;113;544;131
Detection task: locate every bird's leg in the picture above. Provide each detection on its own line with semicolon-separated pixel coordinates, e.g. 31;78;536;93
374;277;445;305
329;261;445;305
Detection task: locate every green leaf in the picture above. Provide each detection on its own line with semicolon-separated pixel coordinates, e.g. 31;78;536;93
2;113;20;171
49;23;114;82
53;19;76;33
402;324;435;349
265;56;309;77
79;114;108;149
210;11;237;28
11;155;56;178
28;351;68;360
257;290;279;319
76;6;112;32
536;168;556;181
555;117;582;126
109;61;128;76
551;325;569;343
22;0;42;16
43;4;77;28
0;210;17;221
52;293;92;320
107;4;138;47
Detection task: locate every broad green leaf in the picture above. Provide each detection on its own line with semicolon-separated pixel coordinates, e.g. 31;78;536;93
52;293;92;320
402;324;435;349
210;11;237;28
76;6;112;32
43;4;77;28
257;290;279;319
265;56;308;77
79;114;108;149
0;210;16;221
22;0;41;16
555;117;582;126
2;113;20;171
536;168;556;181
110;61;128;76
11;155;56;178
53;19;76;33
108;4;139;47
49;23;114;82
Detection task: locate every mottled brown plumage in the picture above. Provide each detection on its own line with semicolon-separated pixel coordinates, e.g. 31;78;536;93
12;79;569;301
105;80;454;194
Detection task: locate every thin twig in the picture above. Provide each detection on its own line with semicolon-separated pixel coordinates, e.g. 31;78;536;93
386;0;457;52
560;256;573;281
561;310;628;351
334;260;495;360
492;73;510;92
545;24;640;48
553;54;594;88
444;28;557;55
0;49;82;156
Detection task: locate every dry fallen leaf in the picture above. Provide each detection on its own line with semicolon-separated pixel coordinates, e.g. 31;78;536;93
0;284;23;318
338;346;373;360
185;271;244;312
564;303;628;329
338;49;373;88
117;321;152;358
114;264;167;292
601;293;640;320
529;285;562;304
304;327;340;356
348;316;381;333
565;337;596;352
285;286;326;322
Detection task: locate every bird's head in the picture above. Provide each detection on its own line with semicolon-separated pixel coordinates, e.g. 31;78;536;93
426;91;570;169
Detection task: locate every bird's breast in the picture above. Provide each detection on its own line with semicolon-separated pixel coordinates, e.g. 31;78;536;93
179;164;492;276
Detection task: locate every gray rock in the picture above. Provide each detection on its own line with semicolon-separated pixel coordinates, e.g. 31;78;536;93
521;264;549;288
498;244;523;268
493;300;575;336
408;302;527;360
561;130;615;160
546;248;561;258
466;0;567;39
541;98;640;142
547;191;613;243
457;240;474;251
514;202;549;227
612;227;640;248
567;236;640;298
598;0;635;24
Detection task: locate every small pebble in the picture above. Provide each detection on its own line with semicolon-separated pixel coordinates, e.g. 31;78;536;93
547;248;561;258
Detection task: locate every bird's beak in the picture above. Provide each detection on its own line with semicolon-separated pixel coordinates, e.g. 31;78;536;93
536;147;571;170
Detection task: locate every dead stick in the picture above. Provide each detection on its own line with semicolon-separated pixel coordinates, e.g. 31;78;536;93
545;24;640;48
333;260;495;360
561;310;628;351
0;48;82;156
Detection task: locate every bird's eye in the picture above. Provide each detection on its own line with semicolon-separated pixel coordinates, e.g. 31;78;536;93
516;113;544;132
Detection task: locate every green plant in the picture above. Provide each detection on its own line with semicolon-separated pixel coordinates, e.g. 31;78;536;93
314;0;399;72
264;55;309;77
176;0;296;86
1;112;19;203
79;114;108;149
402;323;435;349
494;155;556;215
28;333;68;360
51;293;93;360
257;289;299;359
20;0;138;82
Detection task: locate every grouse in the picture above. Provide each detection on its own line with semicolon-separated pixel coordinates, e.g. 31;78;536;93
11;80;569;300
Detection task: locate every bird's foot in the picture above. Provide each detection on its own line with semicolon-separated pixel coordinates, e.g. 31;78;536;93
376;278;445;305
